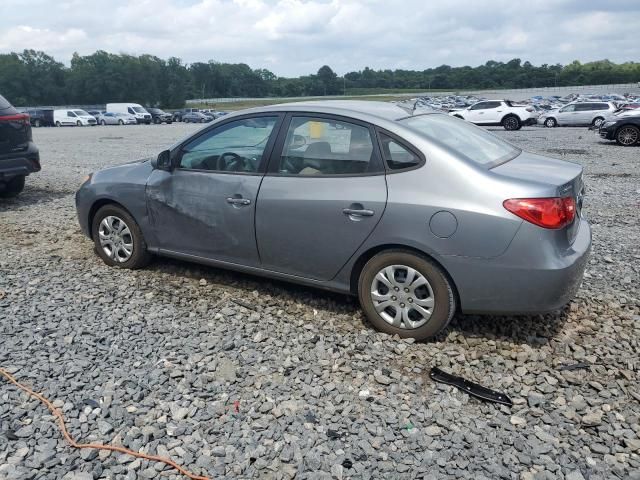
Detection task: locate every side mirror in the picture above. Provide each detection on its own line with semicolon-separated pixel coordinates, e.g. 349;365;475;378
153;150;172;171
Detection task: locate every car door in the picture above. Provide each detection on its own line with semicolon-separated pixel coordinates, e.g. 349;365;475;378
574;103;593;125
464;102;489;123
145;114;283;266
480;101;503;123
557;104;576;125
255;114;387;281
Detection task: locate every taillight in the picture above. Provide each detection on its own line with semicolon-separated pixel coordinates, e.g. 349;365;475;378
0;113;30;125
526;107;534;112
503;197;576;229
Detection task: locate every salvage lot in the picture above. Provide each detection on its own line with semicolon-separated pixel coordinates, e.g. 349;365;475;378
0;123;639;479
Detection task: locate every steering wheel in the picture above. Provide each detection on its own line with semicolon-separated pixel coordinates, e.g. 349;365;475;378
216;152;246;172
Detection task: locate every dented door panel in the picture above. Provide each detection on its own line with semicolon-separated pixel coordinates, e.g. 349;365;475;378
146;169;262;265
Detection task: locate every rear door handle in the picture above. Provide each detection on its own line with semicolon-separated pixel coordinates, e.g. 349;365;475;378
343;208;374;217
226;197;251;206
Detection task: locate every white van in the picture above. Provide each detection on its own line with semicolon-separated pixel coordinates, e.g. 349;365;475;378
106;103;152;124
53;109;97;127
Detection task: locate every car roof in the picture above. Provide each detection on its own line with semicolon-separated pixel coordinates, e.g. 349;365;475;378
239;100;432;122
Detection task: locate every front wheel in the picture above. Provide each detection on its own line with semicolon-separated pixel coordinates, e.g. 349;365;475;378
0;175;26;198
358;250;456;340
615;125;640;146
118;120;124;125
544;118;557;128
92;205;151;269
76;121;82;127
34;119;41;127
502;115;520;131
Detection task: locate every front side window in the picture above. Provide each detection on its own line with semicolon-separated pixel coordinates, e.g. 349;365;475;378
74;110;88;116
469;102;488;110
132;107;146;113
561;105;576;113
278;116;375;175
379;133;422;170
179;116;278;173
68;111;77;117
400;114;520;167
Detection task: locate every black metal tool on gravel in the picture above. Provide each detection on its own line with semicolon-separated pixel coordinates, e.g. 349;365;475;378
430;367;513;407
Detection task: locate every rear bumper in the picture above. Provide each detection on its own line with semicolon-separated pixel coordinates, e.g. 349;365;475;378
443;218;592;314
0;142;41;179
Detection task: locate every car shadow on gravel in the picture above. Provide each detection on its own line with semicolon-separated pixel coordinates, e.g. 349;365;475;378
0;186;71;210
147;256;569;347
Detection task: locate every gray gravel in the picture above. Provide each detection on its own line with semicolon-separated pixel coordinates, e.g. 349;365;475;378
1;123;639;479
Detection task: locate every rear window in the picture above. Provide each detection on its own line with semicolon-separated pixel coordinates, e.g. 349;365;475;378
0;94;12;110
399;114;521;167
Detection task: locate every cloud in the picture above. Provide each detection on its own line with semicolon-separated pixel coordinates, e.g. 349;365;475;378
0;0;637;76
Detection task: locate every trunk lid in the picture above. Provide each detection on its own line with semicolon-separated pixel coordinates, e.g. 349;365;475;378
492;151;585;243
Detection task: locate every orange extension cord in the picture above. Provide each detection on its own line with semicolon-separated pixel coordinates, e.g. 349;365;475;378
0;368;211;480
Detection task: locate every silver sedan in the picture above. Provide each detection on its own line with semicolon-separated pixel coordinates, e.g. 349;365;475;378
76;101;591;340
97;112;137;125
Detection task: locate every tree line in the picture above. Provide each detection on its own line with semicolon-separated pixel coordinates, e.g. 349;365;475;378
0;49;638;108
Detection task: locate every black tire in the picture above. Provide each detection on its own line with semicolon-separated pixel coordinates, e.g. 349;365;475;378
544;117;557;128
0;176;26;198
91;205;151;269
591;117;604;128
34;119;41;128
101;120;106;126
118;120;124;125
184;118;189;123
358;250;456;340
55;121;61;127
615;125;640;146
502;115;521;131
76;120;82;127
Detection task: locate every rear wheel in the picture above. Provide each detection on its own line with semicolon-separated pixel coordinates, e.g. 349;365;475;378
544;117;557;128
615;125;640;146
55;121;61;127
101;120;106;126
358;250;455;340
91;205;151;269
502;115;520;131
34;119;41;127
592;117;605;128
0;175;26;198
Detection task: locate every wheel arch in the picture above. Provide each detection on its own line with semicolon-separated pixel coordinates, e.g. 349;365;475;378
87;198;136;239
348;244;460;306
501;113;521;123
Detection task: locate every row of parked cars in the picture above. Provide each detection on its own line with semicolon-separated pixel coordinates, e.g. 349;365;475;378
22;104;229;128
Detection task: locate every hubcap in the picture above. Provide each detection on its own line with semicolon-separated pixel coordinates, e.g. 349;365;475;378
370;265;435;329
546;119;554;127
505;118;517;129
618;127;638;146
593;118;603;127
98;216;133;262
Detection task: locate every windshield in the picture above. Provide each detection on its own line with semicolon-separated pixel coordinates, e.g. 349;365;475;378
74;110;89;116
132;107;147;113
400;114;521;167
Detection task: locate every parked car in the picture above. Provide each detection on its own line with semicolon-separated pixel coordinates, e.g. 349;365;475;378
598;116;640;146
54;109;97;127
539;102;617;128
87;110;102;119
25;108;54;127
75;101;591;340
172;108;200;122
449;100;537;130
182;112;210;123
106;103;152;124
97;112;137;126
0;94;40;197
145;108;173;124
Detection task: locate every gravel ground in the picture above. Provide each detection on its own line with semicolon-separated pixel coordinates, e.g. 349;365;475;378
0;123;638;480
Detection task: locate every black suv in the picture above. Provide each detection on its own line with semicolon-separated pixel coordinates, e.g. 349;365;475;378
0;94;40;198
26;108;54;127
146;107;173;124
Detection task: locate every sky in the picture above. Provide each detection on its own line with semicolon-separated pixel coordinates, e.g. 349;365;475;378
0;0;638;77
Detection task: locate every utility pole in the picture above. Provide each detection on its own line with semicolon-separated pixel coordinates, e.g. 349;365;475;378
343;76;346;96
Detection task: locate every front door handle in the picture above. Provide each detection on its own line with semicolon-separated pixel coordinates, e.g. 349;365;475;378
343;208;374;217
226;197;251;206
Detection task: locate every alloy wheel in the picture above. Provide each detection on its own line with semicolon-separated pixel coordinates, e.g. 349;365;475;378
370;265;435;329
617;127;639;146
98;215;134;263
504;117;518;130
